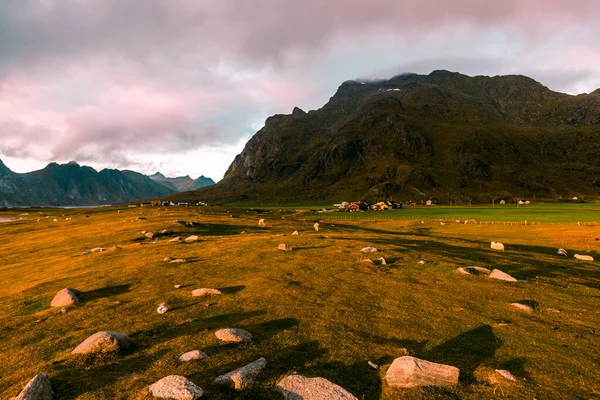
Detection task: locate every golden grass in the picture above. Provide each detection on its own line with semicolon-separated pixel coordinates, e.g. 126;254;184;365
0;206;599;399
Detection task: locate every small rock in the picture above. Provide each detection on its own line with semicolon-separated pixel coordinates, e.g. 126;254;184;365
368;361;379;369
174;285;182;289
314;223;319;231
11;373;53;400
546;308;561;313
377;257;387;265
418;260;427;265
157;303;168;314
495;369;516;381
490;241;505;251
161;229;173;235
141;230;147;234
50;288;79;307
489;269;518;282
191;288;222;297
278;244;292;251
163;257;174;262
178;350;207;363
146;232;155;239
90;247;106;253
184;235;199;243
170;259;187;263
277;375;357;400
457;266;491;275
215;328;252;343
574;254;594;261
148;375;203;399
292;230;299;235
511;302;535;312
59;307;68;315
71;331;130;355
169;237;182;243
385;356;460;388
361;259;375;265
258;219;266;227
494;321;513;327
360;247;377;253
214;357;267;391
557;248;568;256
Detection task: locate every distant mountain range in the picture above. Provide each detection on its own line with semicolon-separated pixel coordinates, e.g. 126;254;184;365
0;160;214;207
148;172;214;192
179;70;600;203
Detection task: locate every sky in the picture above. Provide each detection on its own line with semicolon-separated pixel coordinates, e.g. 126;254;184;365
1;1;600;181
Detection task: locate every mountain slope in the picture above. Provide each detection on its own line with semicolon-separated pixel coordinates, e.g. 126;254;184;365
0;161;175;207
186;70;600;203
148;172;214;192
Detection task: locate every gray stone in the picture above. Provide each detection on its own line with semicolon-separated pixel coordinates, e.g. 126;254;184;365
215;328;252;343
90;247;106;253
50;288;79;307
178;350;207;363
360;247;377;253
277;375;357;400
184;235;199;243
11;373;53;400
489;269;517;282
71;331;131;355
170;259;186;263
292;230;299;236
157;303;169;314
385;356;460;388
146;232;155;239
191;288;221;297
148;375;203;399
214;357;267;391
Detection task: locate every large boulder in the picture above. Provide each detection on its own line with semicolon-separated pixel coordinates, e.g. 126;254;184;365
385;356;460;388
276;375;357;400
50;288;79;307
489;269;518;282
11;373;53;400
215;328;252;343
148;375;203;399
213;357;267;391
71;331;131;355
191;288;221;297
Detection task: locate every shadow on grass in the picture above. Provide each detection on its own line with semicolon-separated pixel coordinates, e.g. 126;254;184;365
217;285;246;294
79;284;131;303
501;357;533;382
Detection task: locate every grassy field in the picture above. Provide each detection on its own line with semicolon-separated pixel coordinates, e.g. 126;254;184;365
0;205;599;399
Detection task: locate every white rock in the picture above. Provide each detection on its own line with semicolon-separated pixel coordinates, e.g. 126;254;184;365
214;357;267;391
169;237;182;243
146;232;155;239
457;266;491;275
71;331;131;355
360;247;377;253
378;257;387;265
170;259;187;263
90;247;106;253
50;288;79;307
557;248;568;256
157;303;168;314
148;375;203;399
278;244;292;251
258;219;266;227
361;259;375;265
161;229;173;235
368;361;379;369
11;373;53;400
191;288;221;297
178;350;207;363
215;328;252;343
418;260;427;265
490;241;505;251
511;302;535;312
277;375;357;400
163;257;174;262
495;369;516;381
174;285;182;289
292;230;299;236
184;235;199;243
489;269;517;282
385;356;460;388
574;254;594;261
314;223;320;231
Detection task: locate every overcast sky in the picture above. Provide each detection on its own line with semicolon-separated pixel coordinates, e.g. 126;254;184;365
1;0;600;181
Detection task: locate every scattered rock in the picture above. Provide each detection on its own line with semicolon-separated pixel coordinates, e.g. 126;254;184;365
489;269;517;282
169;237;182;243
50;288;79;307
368;361;379;369
146;232;155;239
377;257;387;265
385;356;460;388
164;257;174;262
170;259;187;263
361;259;374;265
278;244;292;251
277;375;357;400
490;241;505;251
215;328;252;343
511;302;535;312
546;308;561;313
148;375;203;399
90;248;106;253
314;223;320;231
457;266;491;275
11;373;53;400
178;350;207;363
174;285;182;289
184;235;199;243
495;369;516;381
360;247;377;253
418;260;427;265
191;288;222;297
557;248;568;256
157;303;168;314
574;254;594;261
292;230;299;236
494;321;513;327
58;307;68;315
161;229;173;235
214;357;267;391
71;331;131;355
258;219;266;227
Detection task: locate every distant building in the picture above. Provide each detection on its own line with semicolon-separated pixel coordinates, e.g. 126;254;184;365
499;200;506;205
426;200;432;206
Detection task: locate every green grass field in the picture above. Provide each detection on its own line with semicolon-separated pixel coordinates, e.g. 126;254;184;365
1;205;599;399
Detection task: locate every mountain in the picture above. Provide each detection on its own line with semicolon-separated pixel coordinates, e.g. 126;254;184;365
183;70;600;203
148;172;215;192
0;161;175;207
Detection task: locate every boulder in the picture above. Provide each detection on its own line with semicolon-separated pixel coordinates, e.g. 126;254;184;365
184;235;199;243
215;328;252;343
292;231;299;236
191;288;222;297
157;303;168;314
214;357;267;391
71;331;131;355
490;242;505;251
557;248;568;256
457;266;491;275
169;237;182;243
277;375;357;400
90;248;106;253
360;247;377;253
489;269;517;282
314;223;319;231
511;302;535;312
148;375;203;399
258;219;266;227
50;288;79;307
385;356;459;388
170;259;187;263
178;350;207;363
495;369;516;381
574;254;594;261
146;232;155;239
11;373;53;400
278;244;292;251
162;229;173;235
